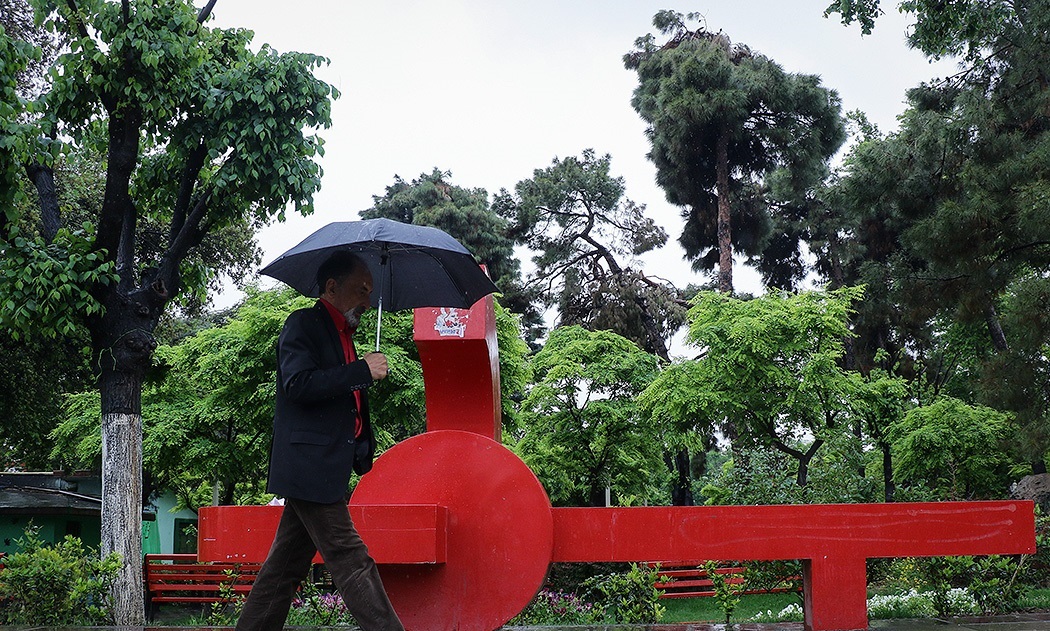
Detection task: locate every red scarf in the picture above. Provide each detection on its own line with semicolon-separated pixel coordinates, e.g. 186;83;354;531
320;299;363;438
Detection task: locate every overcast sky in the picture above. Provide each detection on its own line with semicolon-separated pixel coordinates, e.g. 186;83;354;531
206;1;956;309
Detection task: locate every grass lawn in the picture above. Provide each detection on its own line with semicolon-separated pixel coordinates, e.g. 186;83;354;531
661;593;802;623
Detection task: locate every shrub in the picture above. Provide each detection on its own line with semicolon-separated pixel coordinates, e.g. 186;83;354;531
867;589;937;619
925;555;1026;615
0;525;120;625
508;589;595;625
192;567;248;626
705;560;744;624
286;581;356;626
748;602;804;623
581;562;665;624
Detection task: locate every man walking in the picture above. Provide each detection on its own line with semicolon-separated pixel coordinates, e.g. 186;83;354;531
235;250;404;631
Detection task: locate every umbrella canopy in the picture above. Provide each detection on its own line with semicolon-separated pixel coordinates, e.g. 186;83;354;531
260;218;499;311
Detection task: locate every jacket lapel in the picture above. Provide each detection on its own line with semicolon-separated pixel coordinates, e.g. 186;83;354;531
314;301;346;366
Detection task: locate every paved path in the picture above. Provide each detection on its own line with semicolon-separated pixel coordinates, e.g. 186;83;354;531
7;616;1050;631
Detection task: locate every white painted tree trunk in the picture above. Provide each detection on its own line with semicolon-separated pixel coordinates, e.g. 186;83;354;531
101;411;144;625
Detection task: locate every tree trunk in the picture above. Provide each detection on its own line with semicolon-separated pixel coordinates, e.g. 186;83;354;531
672;448;694;506
882;442;895;502
93;291;160;625
794;438;824;487
715;129;733;295
985;302;1009;353
25;164;60;242
100;370;145;625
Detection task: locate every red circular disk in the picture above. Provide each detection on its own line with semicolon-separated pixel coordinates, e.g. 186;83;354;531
351;430;553;631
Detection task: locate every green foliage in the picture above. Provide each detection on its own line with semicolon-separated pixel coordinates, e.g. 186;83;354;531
284;581;355;627
700;441;878;506
0;325;92;468
825;0;1022;61
4;0;337;327
0;226;115;338
823;0;884;34
0;525;121;625
643;287;872;487
924;555;1027;615
581;563;665;624
820;0;1050;469
704;560;744;624
509;589;596;626
516;325;663;506
625;13;845;291
890;397;1014;499
501;149;684;358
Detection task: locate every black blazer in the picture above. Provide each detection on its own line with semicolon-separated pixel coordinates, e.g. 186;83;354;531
267;301;377;504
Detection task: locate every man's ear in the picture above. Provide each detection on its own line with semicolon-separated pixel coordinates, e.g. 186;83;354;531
323;277;336;296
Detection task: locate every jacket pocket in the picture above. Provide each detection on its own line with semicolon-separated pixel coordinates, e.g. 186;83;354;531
290;431;333;446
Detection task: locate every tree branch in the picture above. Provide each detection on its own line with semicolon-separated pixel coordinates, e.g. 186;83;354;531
170;141;208;246
62;0;90;39
197;0;219;24
155;187;212;298
25;163;61;243
94;109;143;271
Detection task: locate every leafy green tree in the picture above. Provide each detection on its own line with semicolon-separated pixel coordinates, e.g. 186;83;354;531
0;0;61;98
823;0;1050;471
0;1;337;622
0;331;91;469
625;10;845;293
641;287;869;487
825;0;1026;60
516;325;665;507
500;149;686;360
501;149;692;503
852;363;910;501
700;433;879;506
890;397;1014;499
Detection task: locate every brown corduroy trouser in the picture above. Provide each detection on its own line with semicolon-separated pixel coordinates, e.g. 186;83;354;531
234;498;404;631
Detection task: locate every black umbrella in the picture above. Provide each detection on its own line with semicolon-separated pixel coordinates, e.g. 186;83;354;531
260;218;499;349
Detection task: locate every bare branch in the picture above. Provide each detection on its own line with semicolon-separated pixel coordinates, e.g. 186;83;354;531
197;0;218;24
170;141;208;246
155;187;212;294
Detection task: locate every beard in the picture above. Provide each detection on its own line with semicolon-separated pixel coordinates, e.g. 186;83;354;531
343;306;366;329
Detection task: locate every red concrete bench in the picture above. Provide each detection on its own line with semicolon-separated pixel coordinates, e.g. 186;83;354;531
553;502;1036;631
143;553;261;620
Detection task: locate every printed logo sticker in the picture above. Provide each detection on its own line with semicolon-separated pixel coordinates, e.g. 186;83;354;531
434;308;468;338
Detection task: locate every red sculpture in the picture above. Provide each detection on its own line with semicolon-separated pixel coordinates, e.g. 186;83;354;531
200;294;1036;631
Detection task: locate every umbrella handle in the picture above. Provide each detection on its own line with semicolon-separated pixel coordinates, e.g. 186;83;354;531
375;295;382;352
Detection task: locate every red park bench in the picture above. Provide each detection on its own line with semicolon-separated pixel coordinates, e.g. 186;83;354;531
142;553;261;620
648;561;800;598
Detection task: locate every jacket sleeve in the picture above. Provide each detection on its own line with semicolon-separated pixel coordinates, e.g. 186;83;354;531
278;310;373;404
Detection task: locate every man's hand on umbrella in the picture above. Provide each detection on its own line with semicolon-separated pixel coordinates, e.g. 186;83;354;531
365;353;388;381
